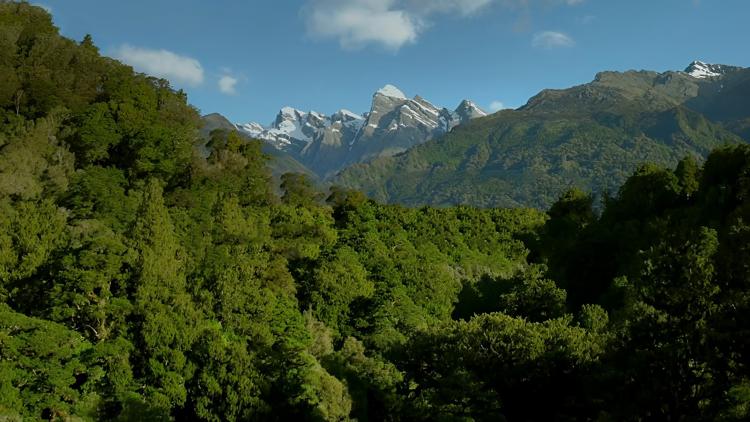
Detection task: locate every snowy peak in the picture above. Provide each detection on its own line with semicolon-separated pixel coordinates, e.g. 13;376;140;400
236;107;323;152
332;109;364;122
684;60;741;79
455;100;487;120
376;84;408;100
239;122;265;134
236;85;491;176
279;106;304;118
685;61;721;79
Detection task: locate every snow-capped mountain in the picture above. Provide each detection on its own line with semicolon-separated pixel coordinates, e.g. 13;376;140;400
455;99;488;120
684;60;742;79
238;107;328;155
237;85;487;178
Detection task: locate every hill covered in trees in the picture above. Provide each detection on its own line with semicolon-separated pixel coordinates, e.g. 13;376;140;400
2;3;750;421
335;63;750;208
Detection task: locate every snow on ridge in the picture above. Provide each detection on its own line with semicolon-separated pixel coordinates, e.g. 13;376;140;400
235;85;489;154
400;104;438;128
336;109;364;120
411;99;440;117
376;84;408;100
240;122;265;135
685;60;722;79
458;100;488;117
468;102;488;116
280;106;304;117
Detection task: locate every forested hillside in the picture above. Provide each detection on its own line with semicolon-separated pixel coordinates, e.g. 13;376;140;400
2;3;750;421
335;65;749;208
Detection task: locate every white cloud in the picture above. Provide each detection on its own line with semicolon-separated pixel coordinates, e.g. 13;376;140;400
305;0;421;50
114;44;204;86
579;15;596;24
304;0;583;50
218;75;239;95
532;31;575;48
489;101;507;112
304;0;498;50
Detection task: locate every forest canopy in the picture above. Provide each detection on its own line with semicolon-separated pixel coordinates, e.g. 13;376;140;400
1;3;749;421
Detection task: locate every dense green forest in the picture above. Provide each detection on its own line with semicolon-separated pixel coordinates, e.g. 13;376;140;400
2;3;750;421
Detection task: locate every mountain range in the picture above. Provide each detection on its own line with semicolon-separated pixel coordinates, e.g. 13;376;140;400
200;113;316;179
332;61;750;208
232;85;487;178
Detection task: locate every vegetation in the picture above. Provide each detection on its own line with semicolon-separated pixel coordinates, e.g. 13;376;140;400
2;3;750;421
200;113;316;180
335;68;749;209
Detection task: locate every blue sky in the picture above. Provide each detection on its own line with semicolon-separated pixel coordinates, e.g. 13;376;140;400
38;0;750;124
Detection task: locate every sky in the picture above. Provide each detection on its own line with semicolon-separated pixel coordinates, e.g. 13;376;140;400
36;0;750;124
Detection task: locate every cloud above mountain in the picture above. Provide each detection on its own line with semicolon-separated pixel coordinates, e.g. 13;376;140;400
304;0;584;51
532;31;575;48
218;75;239;95
114;45;204;86
489;100;507;111
305;0;420;50
303;0;493;50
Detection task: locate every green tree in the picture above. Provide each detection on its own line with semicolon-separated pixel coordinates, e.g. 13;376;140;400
44;220;134;342
611;227;720;419
0;303;101;420
304;246;374;333
129;179;199;410
281;172;324;206
0;199;67;301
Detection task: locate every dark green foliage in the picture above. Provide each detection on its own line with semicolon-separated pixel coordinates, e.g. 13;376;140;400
400;313;606;421
3;3;750;421
0;303;98;420
44;220;134;342
281;172;325;206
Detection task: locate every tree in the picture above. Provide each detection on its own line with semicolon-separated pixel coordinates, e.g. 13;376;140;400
0;303;100;420
281;172;324;206
612;227;721;419
0;199;67;302
129;179;198;410
498;269;567;322
45;220;134;342
304;246;374;333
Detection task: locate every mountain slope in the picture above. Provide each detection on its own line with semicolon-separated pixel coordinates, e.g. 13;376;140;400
201;113;316;178
334;63;749;208
237;85;486;178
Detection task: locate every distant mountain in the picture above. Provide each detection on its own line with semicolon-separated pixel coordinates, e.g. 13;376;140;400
236;85;486;178
200;113;316;179
684;60;743;79
334;62;749;209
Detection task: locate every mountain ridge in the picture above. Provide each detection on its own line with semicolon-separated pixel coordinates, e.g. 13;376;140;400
237;85;487;178
201;113;316;179
333;61;749;209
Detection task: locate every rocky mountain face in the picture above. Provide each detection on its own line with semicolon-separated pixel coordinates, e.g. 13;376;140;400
237;85;486;178
684;60;743;79
334;62;750;209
